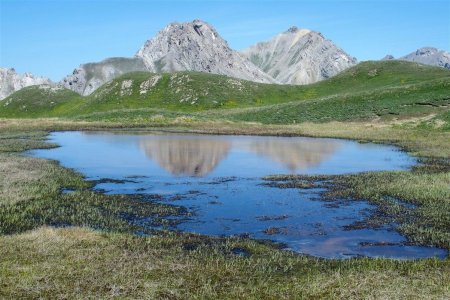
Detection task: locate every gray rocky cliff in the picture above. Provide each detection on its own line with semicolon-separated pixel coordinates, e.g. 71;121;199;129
0;68;53;100
60;57;148;96
240;27;357;85
135;19;275;84
399;47;450;69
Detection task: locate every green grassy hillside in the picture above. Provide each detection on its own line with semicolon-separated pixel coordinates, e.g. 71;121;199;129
1;60;449;123
62;71;278;113
220;76;450;123
0;85;80;118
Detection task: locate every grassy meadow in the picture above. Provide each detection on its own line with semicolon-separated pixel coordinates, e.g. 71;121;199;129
0;60;449;298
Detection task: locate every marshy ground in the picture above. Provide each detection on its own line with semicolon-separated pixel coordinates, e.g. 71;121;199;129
0;118;449;298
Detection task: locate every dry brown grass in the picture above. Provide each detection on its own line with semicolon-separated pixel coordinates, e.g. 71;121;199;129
0;156;53;206
1;226;449;299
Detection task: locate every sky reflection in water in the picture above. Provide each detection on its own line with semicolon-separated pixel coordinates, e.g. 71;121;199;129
31;131;447;259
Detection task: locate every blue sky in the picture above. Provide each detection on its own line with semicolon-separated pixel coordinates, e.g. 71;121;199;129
1;0;449;80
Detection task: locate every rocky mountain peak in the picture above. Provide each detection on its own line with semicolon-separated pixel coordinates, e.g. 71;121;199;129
400;47;450;69
162;19;219;40
382;54;395;60
60;19;275;96
135;19;274;83
240;27;356;85
60;57;148;95
286;26;299;33
415;47;438;56
283;26;313;40
0;67;53;100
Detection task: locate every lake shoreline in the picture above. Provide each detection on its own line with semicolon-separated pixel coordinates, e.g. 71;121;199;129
2;117;450;156
28;130;446;259
1;118;449;298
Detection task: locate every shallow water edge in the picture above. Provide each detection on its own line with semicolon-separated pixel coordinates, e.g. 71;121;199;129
29;131;448;259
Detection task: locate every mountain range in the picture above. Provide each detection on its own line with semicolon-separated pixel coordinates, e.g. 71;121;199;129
382;47;450;69
1;19;449;100
60;20;276;96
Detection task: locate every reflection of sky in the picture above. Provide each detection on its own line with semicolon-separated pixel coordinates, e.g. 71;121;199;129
26;131;449;260
31;131;416;179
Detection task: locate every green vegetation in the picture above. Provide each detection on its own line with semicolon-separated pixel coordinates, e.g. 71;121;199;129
221;77;449;123
0;120;449;298
0;60;449;298
264;164;450;250
0;85;79;118
417;109;450;131
1;61;449;123
0;131;187;234
331;168;450;249
1;226;448;299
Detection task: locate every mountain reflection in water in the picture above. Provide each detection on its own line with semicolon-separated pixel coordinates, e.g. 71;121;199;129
32;131;443;259
138;136;341;176
242;139;340;171
139;138;231;176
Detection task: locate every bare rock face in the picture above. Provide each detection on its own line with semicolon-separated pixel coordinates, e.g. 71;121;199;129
240;27;357;85
61;19;274;96
0;68;53;100
382;54;395;60
60;57;148;96
135;19;275;83
399;47;450;69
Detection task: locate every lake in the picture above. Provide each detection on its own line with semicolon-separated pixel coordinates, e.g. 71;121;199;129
30;131;447;259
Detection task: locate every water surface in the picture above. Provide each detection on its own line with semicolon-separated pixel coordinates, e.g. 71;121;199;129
31;131;447;259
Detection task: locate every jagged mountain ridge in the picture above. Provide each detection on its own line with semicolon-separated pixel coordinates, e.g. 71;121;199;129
135;20;275;84
240;27;357;85
0;68;53;100
60;19;276;96
400;47;450;69
381;47;450;69
59;20;357;96
4;19;448;100
60;57;149;96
